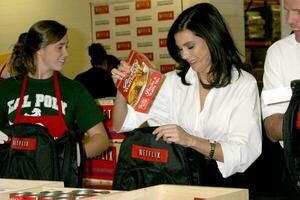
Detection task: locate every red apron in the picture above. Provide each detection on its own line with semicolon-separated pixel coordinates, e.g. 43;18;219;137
14;72;68;138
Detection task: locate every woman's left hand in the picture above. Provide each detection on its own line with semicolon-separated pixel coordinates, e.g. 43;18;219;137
152;124;191;147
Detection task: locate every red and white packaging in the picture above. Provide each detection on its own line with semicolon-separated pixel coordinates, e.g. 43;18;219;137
83;142;121;190
83;98;125;190
95;98;126;142
116;50;165;113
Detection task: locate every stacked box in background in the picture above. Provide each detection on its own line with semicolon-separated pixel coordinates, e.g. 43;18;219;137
245;11;265;39
270;4;280;40
83;97;126;190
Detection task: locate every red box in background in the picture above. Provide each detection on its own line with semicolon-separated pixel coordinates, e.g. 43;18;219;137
95;97;126;142
83;142;121;190
83;98;125;190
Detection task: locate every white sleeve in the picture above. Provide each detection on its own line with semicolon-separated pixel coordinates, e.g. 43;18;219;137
217;80;262;177
119;105;149;132
262;45;289;119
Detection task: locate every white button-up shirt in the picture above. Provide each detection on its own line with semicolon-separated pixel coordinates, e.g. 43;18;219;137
120;67;262;178
261;34;300;147
262;34;300;119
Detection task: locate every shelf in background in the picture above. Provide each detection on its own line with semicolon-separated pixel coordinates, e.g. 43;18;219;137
245;40;273;47
244;0;279;7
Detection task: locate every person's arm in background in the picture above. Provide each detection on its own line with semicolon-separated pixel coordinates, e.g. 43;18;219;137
84;122;109;158
262;44;287;143
264;114;283;142
111;61;131;132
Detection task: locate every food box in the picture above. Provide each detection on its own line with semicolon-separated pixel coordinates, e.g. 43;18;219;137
84;98;125;190
95;97;126;142
83;142;121;190
116;50;165;113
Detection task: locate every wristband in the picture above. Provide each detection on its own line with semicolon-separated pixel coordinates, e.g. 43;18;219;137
206;140;216;160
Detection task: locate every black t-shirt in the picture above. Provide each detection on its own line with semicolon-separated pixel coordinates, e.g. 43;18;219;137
74;67;117;99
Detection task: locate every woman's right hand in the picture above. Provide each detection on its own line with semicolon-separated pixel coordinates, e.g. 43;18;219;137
111;60;131;85
111;61;131;132
0;130;9;144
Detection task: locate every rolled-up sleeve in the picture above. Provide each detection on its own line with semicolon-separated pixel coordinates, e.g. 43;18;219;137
217;81;262;177
262;44;288;119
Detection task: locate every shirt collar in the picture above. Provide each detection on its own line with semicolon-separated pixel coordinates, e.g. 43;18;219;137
185;67;198;85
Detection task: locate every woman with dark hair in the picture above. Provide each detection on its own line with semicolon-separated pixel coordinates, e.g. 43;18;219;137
167;3;244;88
111;3;261;186
0;20;109;185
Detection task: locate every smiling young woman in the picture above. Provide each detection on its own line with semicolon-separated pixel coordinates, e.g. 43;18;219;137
0;20;109;187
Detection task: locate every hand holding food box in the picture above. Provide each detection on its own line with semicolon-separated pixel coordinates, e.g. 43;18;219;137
116;50;165;113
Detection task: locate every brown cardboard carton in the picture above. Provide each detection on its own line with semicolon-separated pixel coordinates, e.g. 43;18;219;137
84;184;249;200
0;180;249;200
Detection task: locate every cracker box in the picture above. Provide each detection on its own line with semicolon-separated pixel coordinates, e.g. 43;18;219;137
116;50;165;113
83;142;121;190
95;98;126;142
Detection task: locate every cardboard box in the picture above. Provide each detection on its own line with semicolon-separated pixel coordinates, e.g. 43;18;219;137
95;97;126;142
85;184;249;200
83;142;121;190
116;50;165;113
84;97;125;190
0;180;249;200
83;178;113;190
95;97;115;132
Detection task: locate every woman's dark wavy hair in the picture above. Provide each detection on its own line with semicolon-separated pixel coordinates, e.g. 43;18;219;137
9;20;67;75
167;3;245;88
